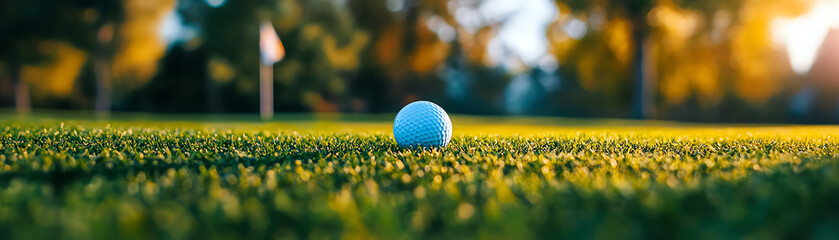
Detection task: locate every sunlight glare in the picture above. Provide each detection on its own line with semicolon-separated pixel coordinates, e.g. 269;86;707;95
771;0;839;75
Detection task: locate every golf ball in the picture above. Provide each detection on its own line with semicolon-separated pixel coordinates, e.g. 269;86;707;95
393;101;453;147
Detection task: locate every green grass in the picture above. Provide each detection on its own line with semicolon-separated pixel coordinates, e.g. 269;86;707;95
2;116;839;239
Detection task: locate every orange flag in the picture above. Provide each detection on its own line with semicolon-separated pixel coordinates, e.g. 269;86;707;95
259;21;285;65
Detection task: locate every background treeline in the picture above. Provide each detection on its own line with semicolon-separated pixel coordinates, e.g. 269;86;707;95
1;0;837;123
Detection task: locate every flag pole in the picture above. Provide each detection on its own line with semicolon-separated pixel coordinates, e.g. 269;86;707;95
260;63;273;120
258;21;284;121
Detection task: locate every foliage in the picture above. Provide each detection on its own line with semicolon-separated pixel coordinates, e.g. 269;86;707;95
2;0;827;122
1;117;839;239
550;0;810;118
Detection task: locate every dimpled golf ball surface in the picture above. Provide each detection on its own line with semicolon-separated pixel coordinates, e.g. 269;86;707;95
393;101;453;147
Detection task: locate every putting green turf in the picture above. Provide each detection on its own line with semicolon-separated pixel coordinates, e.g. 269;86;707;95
1;114;839;239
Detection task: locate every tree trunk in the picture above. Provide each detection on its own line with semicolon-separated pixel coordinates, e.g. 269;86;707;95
95;23;114;116
10;65;31;114
205;75;221;113
94;55;111;115
631;21;654;119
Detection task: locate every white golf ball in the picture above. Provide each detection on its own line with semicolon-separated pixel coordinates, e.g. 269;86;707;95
393;101;453;147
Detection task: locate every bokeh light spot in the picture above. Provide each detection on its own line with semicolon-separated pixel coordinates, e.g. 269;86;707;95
204;0;226;8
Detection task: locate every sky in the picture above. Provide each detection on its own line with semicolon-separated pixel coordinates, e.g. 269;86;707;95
465;0;558;67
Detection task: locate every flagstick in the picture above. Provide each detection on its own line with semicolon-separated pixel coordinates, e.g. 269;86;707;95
260;63;273;120
258;21;283;120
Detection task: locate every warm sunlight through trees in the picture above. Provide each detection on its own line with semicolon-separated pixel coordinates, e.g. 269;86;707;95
548;0;817;119
112;0;175;87
2;0;839;122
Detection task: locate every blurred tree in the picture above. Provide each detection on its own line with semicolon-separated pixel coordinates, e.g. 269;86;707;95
71;0;124;115
0;0;124;113
547;10;634;116
346;0;507;113
651;0;807;122
555;0;807;119
559;0;658;119
170;0;372;113
199;0;270;112
0;0;60;113
107;0;174;111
